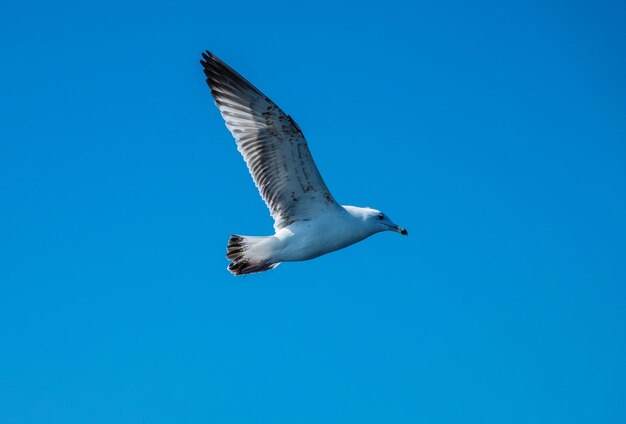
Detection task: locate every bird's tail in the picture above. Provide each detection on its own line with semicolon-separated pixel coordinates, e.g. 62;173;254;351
226;235;279;276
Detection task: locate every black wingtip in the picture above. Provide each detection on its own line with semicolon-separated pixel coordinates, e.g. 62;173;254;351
199;50;269;102
200;51;213;67
200;51;216;78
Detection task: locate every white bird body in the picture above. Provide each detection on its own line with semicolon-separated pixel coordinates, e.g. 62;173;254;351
253;206;378;264
200;51;407;275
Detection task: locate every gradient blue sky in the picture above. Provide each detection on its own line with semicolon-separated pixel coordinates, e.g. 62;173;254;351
1;0;625;423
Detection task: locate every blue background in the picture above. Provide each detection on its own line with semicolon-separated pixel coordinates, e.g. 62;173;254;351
1;0;625;422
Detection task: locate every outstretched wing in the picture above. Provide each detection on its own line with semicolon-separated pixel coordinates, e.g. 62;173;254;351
201;51;340;230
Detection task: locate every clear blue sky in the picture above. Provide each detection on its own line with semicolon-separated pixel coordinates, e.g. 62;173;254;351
1;0;625;422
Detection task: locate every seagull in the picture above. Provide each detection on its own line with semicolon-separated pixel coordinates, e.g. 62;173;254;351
201;51;407;275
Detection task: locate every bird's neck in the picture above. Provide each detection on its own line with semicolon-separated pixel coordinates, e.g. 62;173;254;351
341;205;380;239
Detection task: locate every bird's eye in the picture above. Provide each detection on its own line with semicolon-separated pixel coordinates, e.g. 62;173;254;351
377;213;384;220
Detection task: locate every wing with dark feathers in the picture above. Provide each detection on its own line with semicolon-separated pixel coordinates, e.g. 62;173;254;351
200;51;340;230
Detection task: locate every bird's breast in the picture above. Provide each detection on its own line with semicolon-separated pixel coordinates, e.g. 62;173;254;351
274;215;369;262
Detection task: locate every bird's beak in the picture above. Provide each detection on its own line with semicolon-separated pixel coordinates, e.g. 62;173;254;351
394;225;408;236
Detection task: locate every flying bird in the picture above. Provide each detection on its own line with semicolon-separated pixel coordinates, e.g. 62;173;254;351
201;51;407;275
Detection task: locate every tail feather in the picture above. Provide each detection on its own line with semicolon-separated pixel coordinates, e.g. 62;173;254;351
226;235;279;276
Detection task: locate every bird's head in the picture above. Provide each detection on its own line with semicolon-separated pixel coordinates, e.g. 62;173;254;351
368;209;408;236
345;206;408;236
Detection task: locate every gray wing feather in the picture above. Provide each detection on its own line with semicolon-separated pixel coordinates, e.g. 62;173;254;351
201;51;340;230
